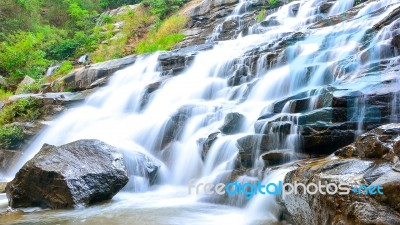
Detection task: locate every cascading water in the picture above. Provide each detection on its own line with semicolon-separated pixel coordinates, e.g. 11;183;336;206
3;0;400;224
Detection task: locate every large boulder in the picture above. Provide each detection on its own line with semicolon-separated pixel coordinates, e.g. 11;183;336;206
282;124;400;225
6;139;129;209
59;55;136;91
219;112;245;134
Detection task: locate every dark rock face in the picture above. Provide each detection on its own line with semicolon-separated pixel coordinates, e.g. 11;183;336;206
282;124;400;225
197;132;220;160
219;112;245;134
158;44;213;75
392;35;400;48
59;55;136;91
6;140;129;209
179;0;284;47
260;150;309;166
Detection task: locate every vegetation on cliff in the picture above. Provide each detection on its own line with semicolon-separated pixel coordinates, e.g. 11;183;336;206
0;0;188;90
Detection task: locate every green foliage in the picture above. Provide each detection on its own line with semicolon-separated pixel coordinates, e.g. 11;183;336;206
0;126;25;149
0;89;13;101
100;0;141;9
0;97;44;126
135;15;187;54
268;0;279;6
0;0;41;39
53;61;74;79
256;9;267;23
0;32;49;85
143;0;186;19
16;82;43;94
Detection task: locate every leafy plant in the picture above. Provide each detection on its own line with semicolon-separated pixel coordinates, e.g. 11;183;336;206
0;32;49;85
0;97;44;125
0;125;24;149
16;82;43;94
268;0;279;6
143;0;186;19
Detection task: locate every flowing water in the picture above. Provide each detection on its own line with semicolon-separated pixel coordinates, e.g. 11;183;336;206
2;0;400;224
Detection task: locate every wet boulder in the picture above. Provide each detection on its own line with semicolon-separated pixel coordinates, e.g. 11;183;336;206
335;123;400;159
59;55;136;91
6;139;129;209
219;112;245;134
197;132;220;160
282;158;400;225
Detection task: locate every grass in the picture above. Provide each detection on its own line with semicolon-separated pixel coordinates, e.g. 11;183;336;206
135;14;187;54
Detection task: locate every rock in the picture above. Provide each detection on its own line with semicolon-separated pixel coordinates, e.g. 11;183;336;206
392;35;400;48
260;150;309;166
0;75;8;87
371;170;400;213
139;76;172;109
158;43;213;75
236;134;271;153
236;134;272;167
197;132;220;160
18;76;35;86
122;151;160;188
59;55;136;91
219;112;245;134
159;106;196;150
335;123;400;159
6;140;129;209
300;123;356;154
282;124;400;224
318;2;334;14
260;19;280;27
282;158;400;225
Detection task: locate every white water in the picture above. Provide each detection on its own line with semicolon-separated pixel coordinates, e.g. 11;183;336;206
3;0;400;224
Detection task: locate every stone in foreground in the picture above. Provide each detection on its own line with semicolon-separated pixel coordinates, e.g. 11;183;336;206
6;139;129;209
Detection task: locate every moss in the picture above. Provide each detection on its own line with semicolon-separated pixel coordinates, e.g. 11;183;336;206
256;9;267;23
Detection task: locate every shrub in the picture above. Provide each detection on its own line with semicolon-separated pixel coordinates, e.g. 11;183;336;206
0;32;49;85
268;0;279;6
0;126;24;149
143;0;186;19
16;82;43;94
0;97;44;125
49;61;74;81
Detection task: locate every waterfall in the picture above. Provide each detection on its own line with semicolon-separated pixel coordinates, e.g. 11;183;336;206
5;0;400;223
329;0;355;16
